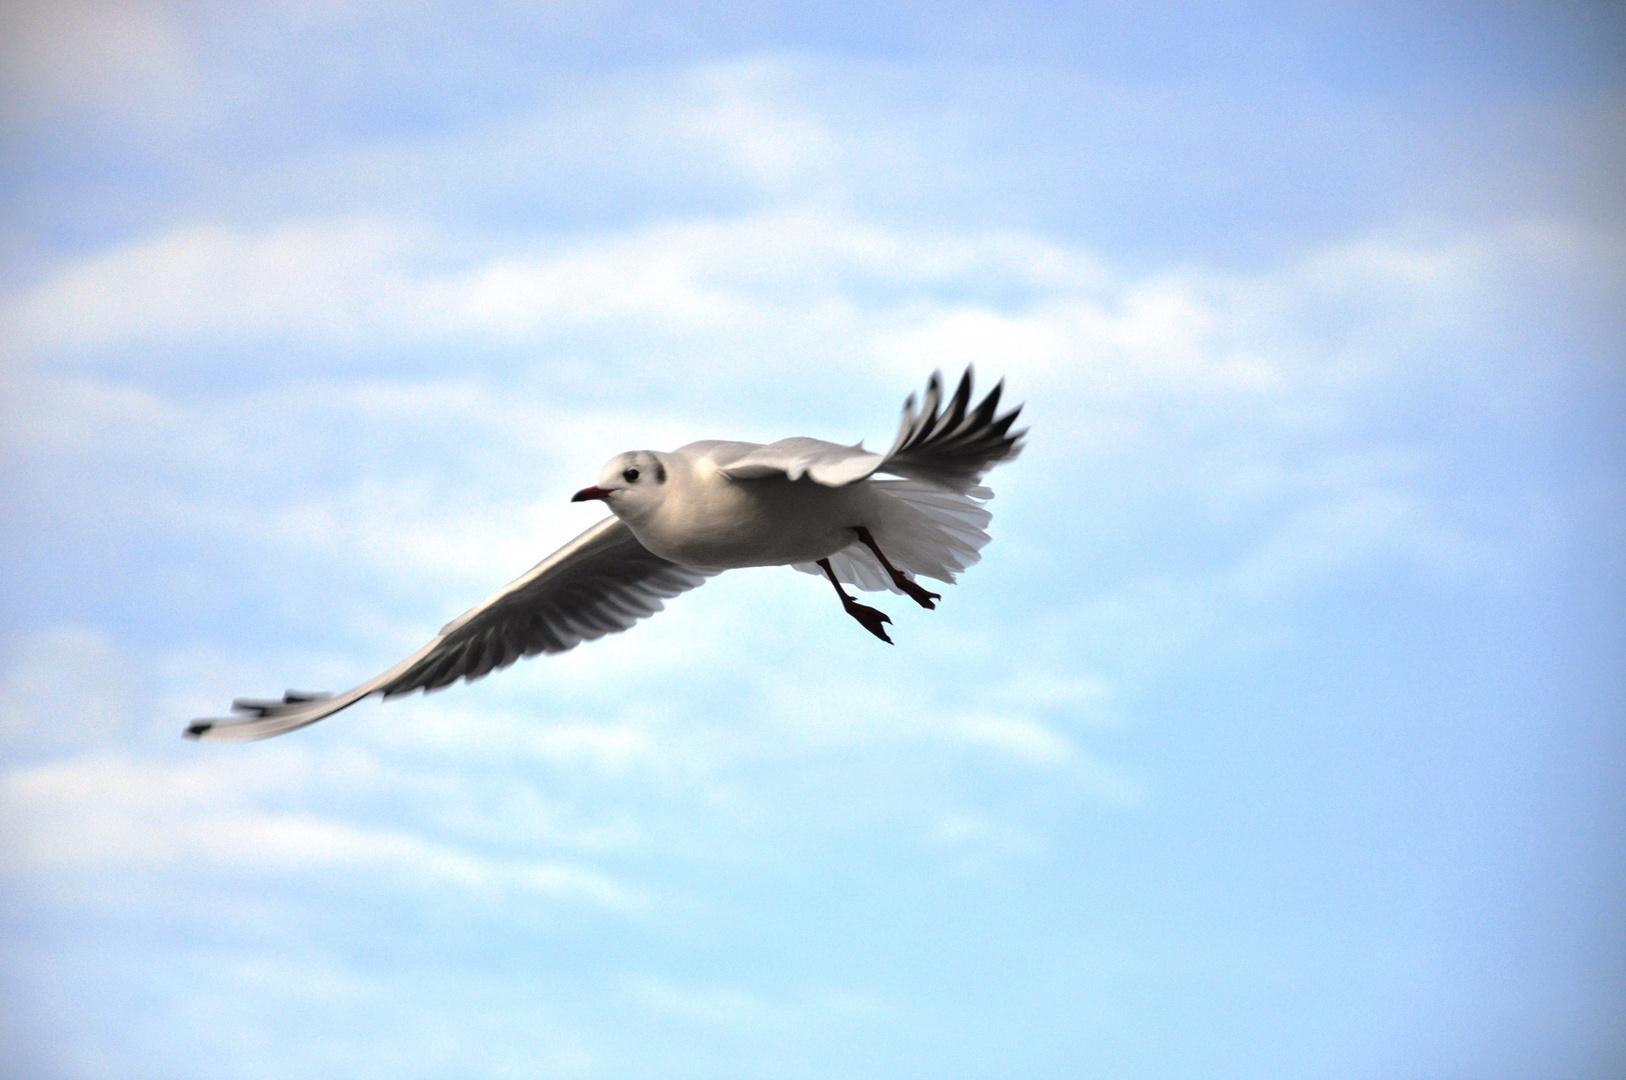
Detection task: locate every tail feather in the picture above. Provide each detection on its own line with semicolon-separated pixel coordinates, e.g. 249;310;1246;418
793;479;995;593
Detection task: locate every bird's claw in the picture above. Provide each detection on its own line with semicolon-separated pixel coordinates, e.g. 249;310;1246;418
898;578;941;609
844;599;894;644
851;525;940;610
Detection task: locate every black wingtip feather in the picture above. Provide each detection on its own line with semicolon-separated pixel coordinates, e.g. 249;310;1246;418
880;367;1024;491
943;369;973;430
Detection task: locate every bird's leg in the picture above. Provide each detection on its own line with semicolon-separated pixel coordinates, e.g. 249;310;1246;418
819;557;893;644
852;526;941;609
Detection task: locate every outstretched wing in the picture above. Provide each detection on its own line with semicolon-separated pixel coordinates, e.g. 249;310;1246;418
715;368;1024;493
185;517;715;742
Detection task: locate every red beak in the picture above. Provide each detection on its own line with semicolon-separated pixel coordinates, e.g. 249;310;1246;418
571;486;611;502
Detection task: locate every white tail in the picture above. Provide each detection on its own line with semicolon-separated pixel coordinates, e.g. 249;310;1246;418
793;480;994;592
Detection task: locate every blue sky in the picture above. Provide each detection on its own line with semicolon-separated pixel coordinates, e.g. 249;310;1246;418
2;3;1622;1078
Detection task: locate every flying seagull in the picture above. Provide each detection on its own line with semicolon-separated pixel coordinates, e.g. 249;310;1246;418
186;368;1024;742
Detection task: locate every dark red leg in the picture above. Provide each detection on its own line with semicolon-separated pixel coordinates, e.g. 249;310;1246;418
818;557;894;644
853;526;941;609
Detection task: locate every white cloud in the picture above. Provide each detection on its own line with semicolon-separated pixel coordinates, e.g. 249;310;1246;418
6;211;1080;358
7;219;429;353
0;750;646;914
9;207;1582;416
0;601;1146;936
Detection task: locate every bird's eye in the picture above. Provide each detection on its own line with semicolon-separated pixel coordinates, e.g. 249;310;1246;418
622;467;640;483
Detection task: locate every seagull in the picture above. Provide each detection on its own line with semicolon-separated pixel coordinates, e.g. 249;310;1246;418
186;368;1024;742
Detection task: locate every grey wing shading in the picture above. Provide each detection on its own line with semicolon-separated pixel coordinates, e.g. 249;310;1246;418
184;517;715;743
714;368;1024;493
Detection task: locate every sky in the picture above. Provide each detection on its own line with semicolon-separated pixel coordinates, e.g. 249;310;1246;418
1;2;1623;1078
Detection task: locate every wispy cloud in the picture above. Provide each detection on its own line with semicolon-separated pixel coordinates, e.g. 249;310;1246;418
0;750;647;914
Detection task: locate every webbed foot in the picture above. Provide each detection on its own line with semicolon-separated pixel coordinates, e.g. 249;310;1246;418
853;525;940;609
819;557;896;644
842;597;894;644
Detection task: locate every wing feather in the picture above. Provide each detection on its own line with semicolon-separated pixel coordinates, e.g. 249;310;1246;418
879;368;1025;492
716;437;885;486
185;517;715;742
712;369;1023;493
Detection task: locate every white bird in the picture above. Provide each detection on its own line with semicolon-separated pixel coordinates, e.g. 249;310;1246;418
186;368;1024;742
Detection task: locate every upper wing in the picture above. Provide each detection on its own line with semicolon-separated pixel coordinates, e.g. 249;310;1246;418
715;368;1024;493
185;517;715;742
715;437;886;486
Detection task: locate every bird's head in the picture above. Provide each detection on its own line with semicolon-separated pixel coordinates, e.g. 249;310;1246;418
572;450;669;519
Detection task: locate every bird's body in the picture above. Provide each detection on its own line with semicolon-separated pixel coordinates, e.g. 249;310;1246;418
589;439;977;577
605;442;867;568
187;369;1024;742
